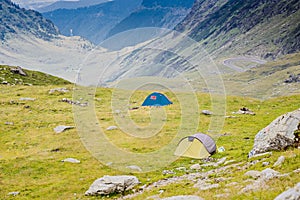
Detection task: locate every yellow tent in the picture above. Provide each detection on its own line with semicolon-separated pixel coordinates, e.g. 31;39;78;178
174;133;216;159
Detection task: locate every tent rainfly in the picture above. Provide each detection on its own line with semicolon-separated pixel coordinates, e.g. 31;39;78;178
141;92;172;107
174;133;216;159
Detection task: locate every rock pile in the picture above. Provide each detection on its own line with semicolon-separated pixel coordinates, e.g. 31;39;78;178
284;74;300;83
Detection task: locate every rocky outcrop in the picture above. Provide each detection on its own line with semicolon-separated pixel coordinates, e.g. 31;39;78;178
248;109;300;157
10;66;27;76
284;74;300;83
85;175;139;196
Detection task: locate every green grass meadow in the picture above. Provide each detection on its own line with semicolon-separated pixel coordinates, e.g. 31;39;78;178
0;65;300;199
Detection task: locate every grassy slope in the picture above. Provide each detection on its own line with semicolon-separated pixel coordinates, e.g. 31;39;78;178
0;66;300;199
222;52;300;99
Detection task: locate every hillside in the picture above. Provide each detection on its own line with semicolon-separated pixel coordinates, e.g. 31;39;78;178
1;68;300;199
176;0;300;59
43;0;143;44
0;0;59;41
38;0;111;13
107;0;195;38
0;65;70;85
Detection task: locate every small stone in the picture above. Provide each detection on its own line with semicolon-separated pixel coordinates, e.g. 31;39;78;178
54;125;74;133
202;110;213;115
190;164;201;170
49;88;69;94
19;97;35;101
262;162;270;166
274;156;285;167
224;160;235;165
61;158;80;163
217;157;227;165
293;168;300;173
162;170;175;175
175;167;186;171
8;191;20;196
106;126;118;131
5;122;14;125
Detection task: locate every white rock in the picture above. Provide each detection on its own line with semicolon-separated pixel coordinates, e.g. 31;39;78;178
202;110;213;115
49;88;69;94
85;175;139;196
8;191;20;196
248;109;300;157
19;97;35;101
190;164;201;170
61;158;80;163
106;126;118;131
274;156;285;166
54;125;74;133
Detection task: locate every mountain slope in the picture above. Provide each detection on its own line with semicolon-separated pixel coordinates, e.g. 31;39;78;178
43;0;143;44
176;0;300;59
38;0;110;13
0;0;59;41
107;0;195;38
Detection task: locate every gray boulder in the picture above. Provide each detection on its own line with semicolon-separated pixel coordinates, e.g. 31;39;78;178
85;175;139;196
248;109;300;157
274;182;300;200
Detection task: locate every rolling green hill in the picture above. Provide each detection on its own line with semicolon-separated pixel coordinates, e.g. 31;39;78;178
0;65;70;86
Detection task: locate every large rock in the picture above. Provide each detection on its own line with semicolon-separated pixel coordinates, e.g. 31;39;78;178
85;175;139;196
248;109;300;157
274;182;300;200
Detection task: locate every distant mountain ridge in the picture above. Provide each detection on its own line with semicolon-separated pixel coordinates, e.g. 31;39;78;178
176;0;300;59
38;0;111;13
107;0;195;38
0;0;59;40
43;0;143;44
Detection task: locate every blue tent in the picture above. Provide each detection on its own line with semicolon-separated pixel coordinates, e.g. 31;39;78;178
142;92;172;107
